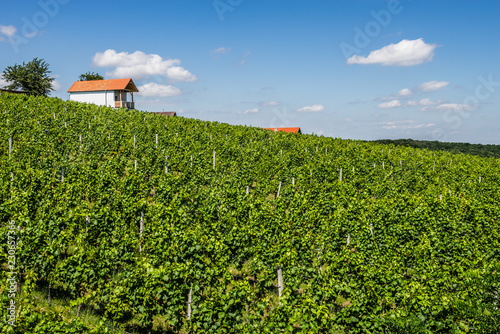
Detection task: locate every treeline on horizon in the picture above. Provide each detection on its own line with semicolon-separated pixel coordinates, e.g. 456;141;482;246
372;139;500;159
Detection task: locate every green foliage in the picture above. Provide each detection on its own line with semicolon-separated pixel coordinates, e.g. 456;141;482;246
373;138;500;159
1;94;499;332
1;58;54;96
78;72;104;81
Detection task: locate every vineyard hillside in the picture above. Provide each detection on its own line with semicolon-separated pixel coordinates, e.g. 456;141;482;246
1;94;499;333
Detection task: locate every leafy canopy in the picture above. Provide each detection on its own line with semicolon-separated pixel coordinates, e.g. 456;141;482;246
2;57;54;96
79;71;104;81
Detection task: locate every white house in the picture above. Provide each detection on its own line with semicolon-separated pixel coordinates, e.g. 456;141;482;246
67;78;139;109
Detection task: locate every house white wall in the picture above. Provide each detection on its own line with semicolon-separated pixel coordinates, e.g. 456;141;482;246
70;91;115;107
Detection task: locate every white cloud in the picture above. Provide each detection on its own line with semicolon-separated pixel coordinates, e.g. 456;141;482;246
52;79;62;92
406;98;441;107
379;88;412;102
238;108;259;115
347;38;438;66
379;120;436;130
261;101;280;106
418;98;438;106
25;31;38;38
297;104;325;112
240;51;250;65
377;100;401;108
417;80;449;92
212;47;231;54
92;49;197;82
165;66;197;82
398;88;412;96
424;103;475;112
0;75;8;88
137;83;182;97
0;25;17;37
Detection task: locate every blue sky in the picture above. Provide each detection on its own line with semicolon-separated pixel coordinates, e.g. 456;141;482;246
1;0;499;144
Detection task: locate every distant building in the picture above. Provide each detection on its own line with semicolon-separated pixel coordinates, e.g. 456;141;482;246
156;111;177;117
263;127;301;134
68;78;138;109
0;89;28;95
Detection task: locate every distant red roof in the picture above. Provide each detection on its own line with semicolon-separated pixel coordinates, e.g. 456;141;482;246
263;127;301;134
68;78;139;93
0;89;28;95
156;111;177;117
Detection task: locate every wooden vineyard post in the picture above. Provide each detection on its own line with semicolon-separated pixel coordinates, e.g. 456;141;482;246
292;177;295;187
134;135;136;149
8;138;12;156
134;160;137;171
88;123;90;129
370;224;373;237
155;134;158;148
382;161;385;169
325;148;327;155
61;168;64;183
276;181;282;198
347;233;351;245
280;149;282;157
53;112;55;119
64;122;67;128
479;176;482;183
246;186;249;195
352;166;355;173
213;151;216;170
108;133;110;139
79;135;82;146
191;154;193;167
373;163;376;168
165;156;168;174
10;173;13;188
277;266;283;301
433;161;435;171
339;168;342;182
85;216;89;235
187;281;193;320
139;211;144;252
318;249;322;273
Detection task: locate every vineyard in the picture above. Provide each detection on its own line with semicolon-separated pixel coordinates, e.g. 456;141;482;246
1;93;499;333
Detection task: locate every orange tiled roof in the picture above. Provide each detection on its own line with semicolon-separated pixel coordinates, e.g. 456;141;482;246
263;127;301;133
67;78;139;92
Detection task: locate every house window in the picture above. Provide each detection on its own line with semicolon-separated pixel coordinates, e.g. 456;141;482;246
115;95;119;101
